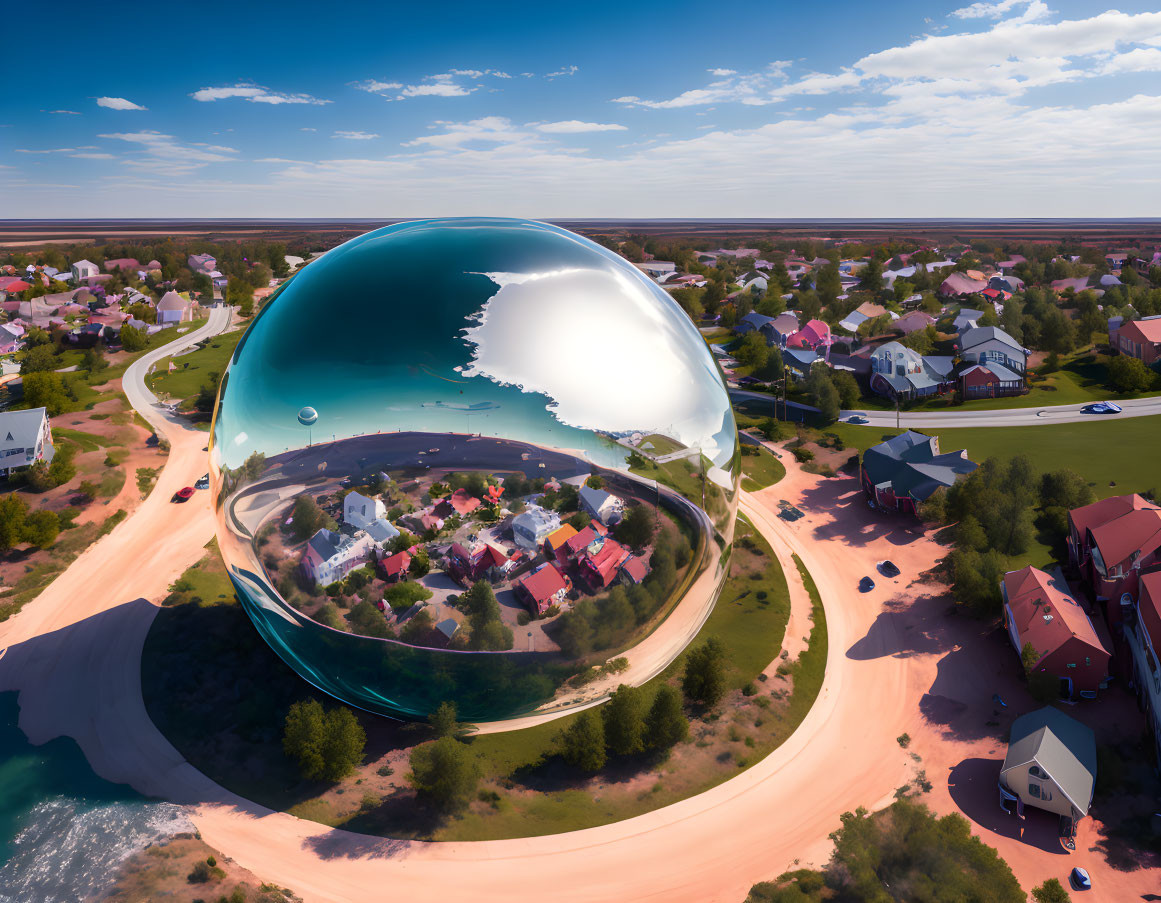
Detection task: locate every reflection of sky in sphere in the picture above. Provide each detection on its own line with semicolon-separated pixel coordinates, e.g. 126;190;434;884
213;218;735;475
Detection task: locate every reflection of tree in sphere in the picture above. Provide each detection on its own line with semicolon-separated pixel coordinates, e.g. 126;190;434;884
210;218;739;723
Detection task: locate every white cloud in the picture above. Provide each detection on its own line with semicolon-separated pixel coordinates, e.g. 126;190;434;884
98;130;237;174
951;0;1050;23
300;127;318;132
190;84;330;105
1097;46;1161;75
708;68;736;77
546;65;579;78
70;152;115;159
44;109;80;115
97;97;146;111
332;130;379;140
400;82;475;98
405;116;543;150
354;69;516;101
534;120;628;133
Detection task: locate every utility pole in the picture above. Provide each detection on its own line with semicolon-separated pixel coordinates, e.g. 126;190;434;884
895;392;901;431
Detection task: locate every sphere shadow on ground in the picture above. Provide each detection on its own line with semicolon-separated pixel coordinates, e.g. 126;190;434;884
797;478;931;550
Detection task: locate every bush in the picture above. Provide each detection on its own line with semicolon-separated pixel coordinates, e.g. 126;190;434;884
791;446;814;464
1032;878;1071;903
559;709;606;771
282;698;366;782
407;737;481;811
682;637;728;707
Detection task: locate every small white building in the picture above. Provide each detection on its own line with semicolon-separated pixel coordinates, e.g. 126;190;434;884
70;259;99;281
511;504;561;551
0;407;54;476
579;485;625;526
156;291;193;325
344;490;399;548
301;528;375;587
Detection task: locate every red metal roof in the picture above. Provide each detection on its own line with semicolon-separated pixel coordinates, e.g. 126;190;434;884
518;563;568;603
1090;506;1161;571
380;550;411;577
1138;571;1161;654
1004;566;1108;663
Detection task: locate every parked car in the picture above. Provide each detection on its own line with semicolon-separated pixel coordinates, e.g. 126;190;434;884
847;414;869;424
1069;867;1091;891
1083;402;1122;415
195;474;210;490
859;576;875;593
878;560;900;578
172;486;195;503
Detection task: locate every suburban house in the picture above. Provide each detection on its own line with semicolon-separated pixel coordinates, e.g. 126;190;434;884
447;541;517;585
998;707;1096;835
1068;493;1161;621
786;318;832;351
939;272;988;297
892;310;934;335
0;407;54;476
860;431;977;516
737;311;799;347
0;322;25;354
990;274;1025;293
838;301;890;335
578;537;633;590
378;549;412;582
343;490;398;548
1112;316;1161;364
103;257;139;272
956;326;1028;396
783;348;820;381
1001;566;1110;700
543;523;578;558
301;528;374;587
433;487;482;519
1051;277;1093;295
868;341;953;399
511;504;562;551
70;259;99;281
579;485;624;526
1121;571;1161;766
515;562;570;615
156;291;194;325
188;253;217;274
952;308;984;333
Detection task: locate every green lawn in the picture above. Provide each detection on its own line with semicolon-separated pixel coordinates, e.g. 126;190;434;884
741;447;787;492
51;427;114;453
826;415;1161;502
149;329;244;406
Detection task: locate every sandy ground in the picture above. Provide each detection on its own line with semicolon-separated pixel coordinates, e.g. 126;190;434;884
1;356;1157;902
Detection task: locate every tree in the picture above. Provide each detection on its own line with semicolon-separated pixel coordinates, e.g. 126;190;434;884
615;503;654;551
21;509;60;550
80;347;108;374
400;607;434;643
409;546;430;577
1040;469;1094;511
47;443;76;487
408;737;481;811
193;371;222;414
20;344;59;374
1032;878;1071;903
682;637;728;706
1107;354;1154;393
805;366;840;424
428;701;461;738
753;345;784;382
21;372;70;416
282;698;366;782
119;323;148;352
829;370;861;410
291;494;329;540
644;684;689;750
384;580;433;610
348;599;393;638
734;331;770;370
0;494;28;550
559;709;606;771
602;684;647;756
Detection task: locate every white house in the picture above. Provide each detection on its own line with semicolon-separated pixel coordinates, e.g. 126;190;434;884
156;291;193;325
301;528;375;587
70;259;99;282
344;490;386;529
635;261;677;280
998;707;1096;833
511;504;561;551
0;407;54;476
579;485;625;526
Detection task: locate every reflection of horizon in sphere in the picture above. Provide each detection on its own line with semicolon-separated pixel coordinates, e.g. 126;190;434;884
297;406;318;426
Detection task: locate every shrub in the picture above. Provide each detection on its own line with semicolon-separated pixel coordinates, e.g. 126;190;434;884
791;446;814;463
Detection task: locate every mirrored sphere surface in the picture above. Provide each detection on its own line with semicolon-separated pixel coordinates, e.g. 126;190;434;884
211;218;739;722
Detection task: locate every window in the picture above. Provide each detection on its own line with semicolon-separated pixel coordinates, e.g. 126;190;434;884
1029;782;1041;798
1029;765;1048;779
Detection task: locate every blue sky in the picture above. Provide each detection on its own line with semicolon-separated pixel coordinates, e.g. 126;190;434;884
5;0;1161;217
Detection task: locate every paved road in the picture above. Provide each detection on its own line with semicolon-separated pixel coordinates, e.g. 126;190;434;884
124;306;234;435
842;394;1161;429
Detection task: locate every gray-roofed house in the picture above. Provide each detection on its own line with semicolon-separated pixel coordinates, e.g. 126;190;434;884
301;527;375;587
783;347;820;380
0;407;54;477
735;312;778;338
70;259;99;282
511;504;562;551
999;707;1096;833
952;307;985;333
893;310;935;335
579;485;625;526
868;341;953;400
990;274;1025;294
957;326;1028;390
861;430;976;516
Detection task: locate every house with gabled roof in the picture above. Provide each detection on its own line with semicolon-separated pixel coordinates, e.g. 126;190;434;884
868;342;952;400
515;562;570;615
860;430;976;516
511;504;561;551
1113;316;1161;364
579;485;624;526
939;272;988;297
70;259;99;281
0;407;54;476
1122;571;1161;766
157;291;194;325
956;326;1028;397
302;528;374;587
999;707;1096;830
1068;493;1161;620
1001;566;1110;699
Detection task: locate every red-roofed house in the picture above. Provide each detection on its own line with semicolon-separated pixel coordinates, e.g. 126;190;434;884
1124;571;1161;764
619;555;649;586
1001;566;1110;699
378;550;411;582
939;272;988;297
435;488;481;518
579;538;633;590
447;541;517;584
785;319;831;351
0;278;31;297
515;562;570;614
1113;317;1161;364
1068;493;1161;622
558;525;598;567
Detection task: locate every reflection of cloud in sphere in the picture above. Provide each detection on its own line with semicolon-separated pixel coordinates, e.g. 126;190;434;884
210;218;739;723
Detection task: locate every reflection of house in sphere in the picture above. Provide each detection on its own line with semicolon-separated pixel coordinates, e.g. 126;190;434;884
211;218;739;723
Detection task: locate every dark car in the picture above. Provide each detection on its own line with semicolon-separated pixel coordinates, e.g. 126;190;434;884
859;576;875;593
195;474;210;490
1069;867;1091;891
172;486;195;502
847;414;869;425
878;560;900;578
1082;401;1122;415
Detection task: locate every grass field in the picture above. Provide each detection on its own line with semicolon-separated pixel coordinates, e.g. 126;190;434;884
148;329;244;406
741;447;787;491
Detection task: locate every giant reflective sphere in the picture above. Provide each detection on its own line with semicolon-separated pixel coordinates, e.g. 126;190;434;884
211;218;739;722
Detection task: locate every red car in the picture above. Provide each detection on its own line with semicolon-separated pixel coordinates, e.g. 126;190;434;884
172;486;195;502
